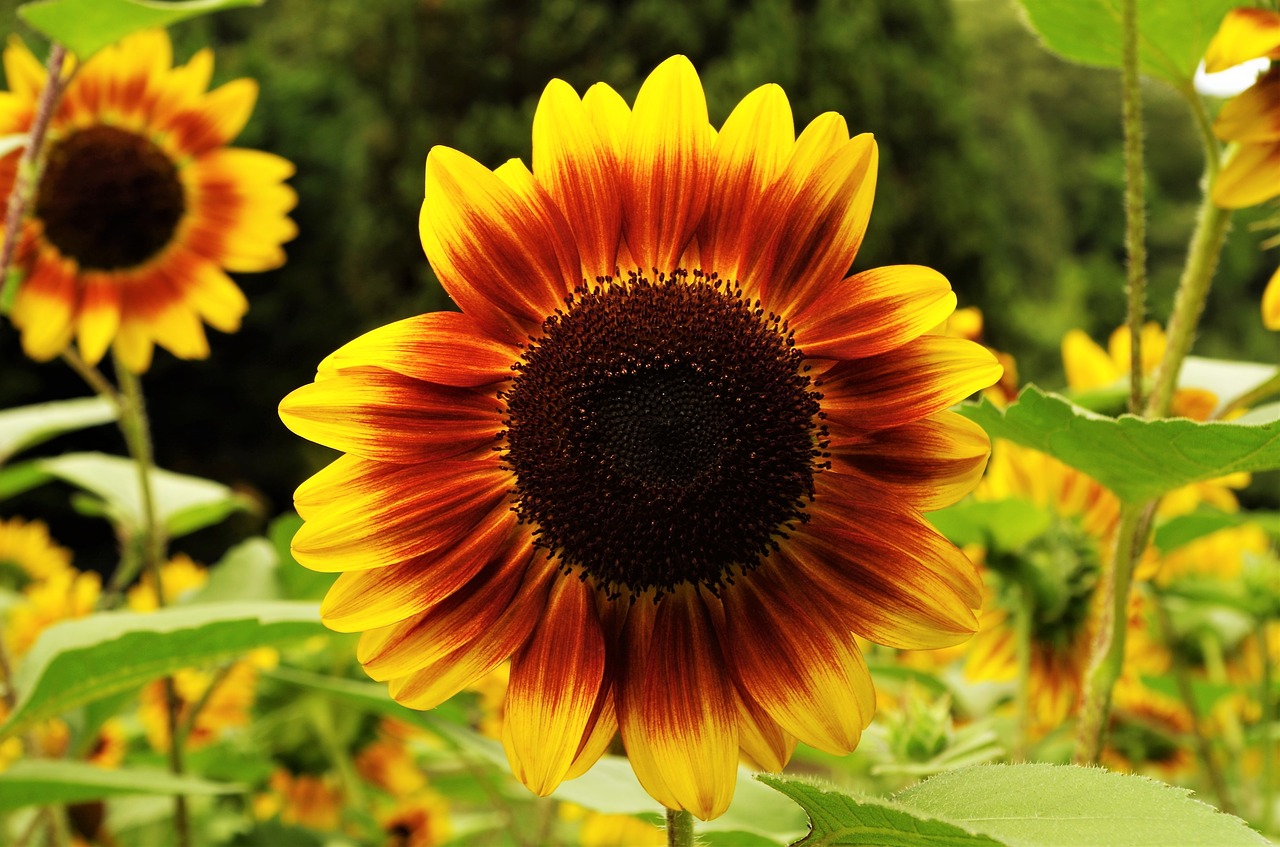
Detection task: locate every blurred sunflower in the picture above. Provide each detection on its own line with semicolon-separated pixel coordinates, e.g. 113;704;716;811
4;566;99;657
0;516;73;590
0;29;296;372
281;55;999;819
379;794;451;847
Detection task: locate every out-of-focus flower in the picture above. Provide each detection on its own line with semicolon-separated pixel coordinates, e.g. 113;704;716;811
378;793;451;847
139;647;275;752
0;29;297;371
0;517;73;590
280;55;998;819
1158;523;1269;586
125;553;208;611
5;567;100;657
560;804;665;847
1103;680;1195;777
253;768;344;832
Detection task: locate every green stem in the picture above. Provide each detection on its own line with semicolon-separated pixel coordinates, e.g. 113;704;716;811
1145;89;1231;419
666;808;694;847
0;44;69;307
1214;371;1280;420
1120;0;1147;415
1074;502;1149;763
1013;583;1034;762
114;361;190;847
1258;623;1274;832
1151;591;1236;815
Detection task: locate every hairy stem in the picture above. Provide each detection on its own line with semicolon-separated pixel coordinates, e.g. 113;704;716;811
1120;0;1147;415
666;808;695;847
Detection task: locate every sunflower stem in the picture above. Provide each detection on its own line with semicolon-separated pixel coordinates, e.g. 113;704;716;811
114;362;190;847
1013;583;1034;761
0;43;70;309
1258;622;1274;831
1074;501;1151;763
1144;89;1231;419
1151;590;1236;815
60;349;123;410
665;808;695;847
1119;0;1147;415
1214;371;1280;420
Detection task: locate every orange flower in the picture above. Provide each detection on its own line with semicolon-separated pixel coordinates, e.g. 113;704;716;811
0;30;296;371
281;56;999;819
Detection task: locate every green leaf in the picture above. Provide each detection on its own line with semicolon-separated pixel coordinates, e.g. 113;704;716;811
894;764;1267;846
927;499;1052;552
191;538;282;603
758;773;1006;846
1;601;322;737
0;759;241;812
35;451;257;538
17;0;263;60
1016;0;1238;87
0;397;116;465
0;460;52;500
959;386;1280;504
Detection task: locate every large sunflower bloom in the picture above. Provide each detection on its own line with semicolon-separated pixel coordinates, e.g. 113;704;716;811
280;56;999;819
0;30;296;372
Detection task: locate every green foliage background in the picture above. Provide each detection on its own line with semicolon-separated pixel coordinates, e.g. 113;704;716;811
0;0;1275;567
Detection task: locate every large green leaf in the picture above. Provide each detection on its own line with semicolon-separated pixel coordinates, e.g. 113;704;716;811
1;602;322;737
959;387;1280;504
18;0;262;60
927;499;1052;552
0;760;241;812
758;774;1004;846
0;396;116;465
1016;0;1238;87
192;538;282;604
895;764;1266;846
36;451;257;538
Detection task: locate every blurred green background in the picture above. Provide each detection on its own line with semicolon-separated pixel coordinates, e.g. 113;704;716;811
1;0;1276;571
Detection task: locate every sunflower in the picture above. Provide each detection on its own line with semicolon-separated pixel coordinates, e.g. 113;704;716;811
0;516;73;590
0;29;296;372
280;56;999;819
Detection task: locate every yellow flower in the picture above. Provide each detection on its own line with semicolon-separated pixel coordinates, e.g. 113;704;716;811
4;567;100;657
139;648;274;752
254;768;344;832
0;516;73;590
125;553;208;611
378;792;451;847
1157;523;1269;585
0;29;296;371
561;803;665;847
280;55;999;818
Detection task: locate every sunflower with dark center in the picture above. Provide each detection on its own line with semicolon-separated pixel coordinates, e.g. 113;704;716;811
280;56;1001;820
0;30;297;372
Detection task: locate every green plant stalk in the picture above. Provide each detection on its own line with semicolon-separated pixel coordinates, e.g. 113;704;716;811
1215;371;1280;420
1259;624;1274;832
1120;0;1146;415
1013;584;1034;762
308;698;365;810
1145;88;1231;419
114;362;190;847
0;44;69;308
1074;502;1147;763
666;808;694;847
1151;591;1236;815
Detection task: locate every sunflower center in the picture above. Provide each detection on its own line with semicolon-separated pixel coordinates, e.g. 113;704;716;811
35;125;185;270
502;270;826;598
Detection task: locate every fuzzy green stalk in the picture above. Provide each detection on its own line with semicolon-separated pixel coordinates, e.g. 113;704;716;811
1151;591;1236;815
114;362;190;847
1144;88;1231;419
1120;0;1147;415
666;808;695;847
1259;624;1274;832
1013;583;1034;761
1074;502;1149;763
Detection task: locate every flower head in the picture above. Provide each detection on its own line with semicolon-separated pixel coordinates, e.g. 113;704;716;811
281;56;999;819
0;30;297;371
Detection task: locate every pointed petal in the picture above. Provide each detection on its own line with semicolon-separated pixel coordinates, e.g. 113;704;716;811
1204;8;1280;73
74;275;122;365
1214;73;1280;143
3;36;45;99
636;587;737;821
533;79;622;279
278;367;500;462
617;593;678;809
385;555;556;708
502;576;608;795
621;56;712;271
723;564;874;755
165;78;258;155
829;410;990;511
1212;140;1280;208
792;265;956;360
698;84;794;281
319;503;517;631
820;335;1003;431
1265;266;1280;330
582;82;631;164
422;146;580;343
318;311;518;387
732;683;796;773
1061;328;1119;391
10;251;76;361
290;457;511;572
564;688;618;780
750;135;877;316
